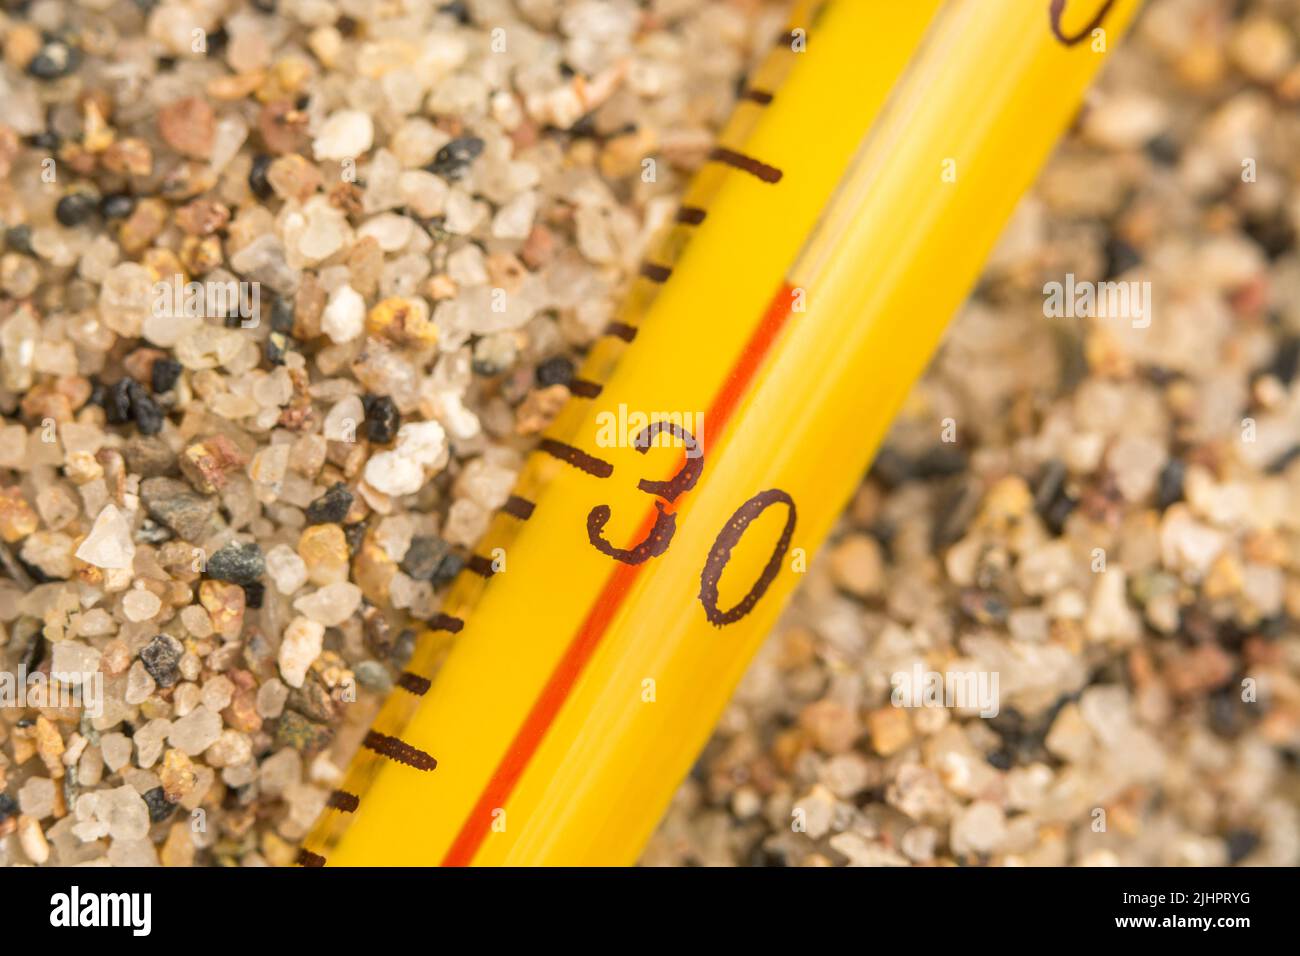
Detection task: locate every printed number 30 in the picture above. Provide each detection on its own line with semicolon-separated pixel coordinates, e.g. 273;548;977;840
585;422;797;627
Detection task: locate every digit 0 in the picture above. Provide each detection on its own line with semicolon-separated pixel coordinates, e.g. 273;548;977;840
698;489;796;627
1048;0;1116;46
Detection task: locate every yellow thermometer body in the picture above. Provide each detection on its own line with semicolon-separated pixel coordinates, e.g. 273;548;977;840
302;0;1140;866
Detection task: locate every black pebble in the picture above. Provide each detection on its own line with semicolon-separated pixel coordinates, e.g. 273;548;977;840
432;552;464;588
988;707;1025;741
991;706;1054;764
1266;335;1300;386
400;535;446;581
305;482;354;525
1209;685;1241;737
1243;209;1296;261
912;445;967;481
5;224;33;255
104;377;166;434
270;295;295;333
55;192;98;227
129;395;163;434
1103;236;1142;280
869;447;912;488
438;1;472;24
143;786;176;823
100;193;135;219
249;154;274;200
129;383;164;435
0;793;17;823
535;355;575;388
206;542;266;585
1225;830;1260;865
27;39;81;80
1144;133;1180;166
363;394;400;444
17;555;53;585
105;379;134;425
1257;614;1288;640
568;111;597;139
428;136;485;180
242;581;265;609
392;628;417;667
1040;461;1085;535
139;634;184;688
986;749;1013;771
264;331;292;366
872;445;967;486
20;633;47;672
1043;492;1076;535
1266;444;1300;475
1155;459;1185;510
150;357;182;394
1034;459;1074;534
26;130;60;152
